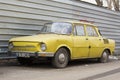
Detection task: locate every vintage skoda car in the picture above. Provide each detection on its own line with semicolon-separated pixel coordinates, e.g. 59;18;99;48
9;21;115;68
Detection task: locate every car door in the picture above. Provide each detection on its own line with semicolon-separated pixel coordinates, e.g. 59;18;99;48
73;24;89;58
86;25;104;58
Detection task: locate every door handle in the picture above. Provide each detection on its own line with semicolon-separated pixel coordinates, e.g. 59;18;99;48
86;38;88;40
89;45;91;48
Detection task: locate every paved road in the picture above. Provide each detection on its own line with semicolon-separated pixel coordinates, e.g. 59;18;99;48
0;59;120;80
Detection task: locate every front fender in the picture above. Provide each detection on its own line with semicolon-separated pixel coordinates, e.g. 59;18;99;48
55;44;72;54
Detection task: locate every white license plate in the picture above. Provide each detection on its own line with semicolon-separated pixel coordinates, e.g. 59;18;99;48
17;53;30;57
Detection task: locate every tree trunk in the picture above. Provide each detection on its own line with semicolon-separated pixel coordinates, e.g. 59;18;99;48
95;0;103;7
113;0;119;11
106;0;119;11
106;0;112;10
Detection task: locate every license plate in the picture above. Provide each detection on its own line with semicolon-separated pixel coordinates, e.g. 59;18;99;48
17;53;30;57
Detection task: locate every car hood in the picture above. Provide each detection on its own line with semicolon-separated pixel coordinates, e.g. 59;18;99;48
10;34;66;42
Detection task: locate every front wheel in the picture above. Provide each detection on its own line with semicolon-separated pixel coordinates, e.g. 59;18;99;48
99;50;109;63
52;48;69;68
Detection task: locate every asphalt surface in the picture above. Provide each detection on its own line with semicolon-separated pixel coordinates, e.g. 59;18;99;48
0;58;120;80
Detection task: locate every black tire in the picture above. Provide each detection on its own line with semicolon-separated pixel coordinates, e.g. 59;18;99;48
98;50;109;63
52;48;69;68
17;57;33;65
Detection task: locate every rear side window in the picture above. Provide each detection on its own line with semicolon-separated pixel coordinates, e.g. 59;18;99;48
74;25;85;36
86;26;98;37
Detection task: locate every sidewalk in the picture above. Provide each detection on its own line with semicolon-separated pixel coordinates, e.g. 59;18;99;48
95;72;120;80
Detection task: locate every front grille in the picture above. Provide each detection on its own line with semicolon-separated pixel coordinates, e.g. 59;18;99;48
11;42;39;52
12;46;36;52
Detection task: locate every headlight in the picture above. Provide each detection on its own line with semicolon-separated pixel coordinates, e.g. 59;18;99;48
41;43;47;51
8;42;14;50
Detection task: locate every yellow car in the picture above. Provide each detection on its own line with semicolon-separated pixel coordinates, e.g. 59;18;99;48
9;21;115;68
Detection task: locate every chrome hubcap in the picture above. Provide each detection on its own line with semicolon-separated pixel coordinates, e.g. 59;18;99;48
102;52;108;61
58;53;65;63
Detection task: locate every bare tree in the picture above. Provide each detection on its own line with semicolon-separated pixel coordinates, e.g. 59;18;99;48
113;0;119;11
106;0;112;10
106;0;119;11
95;0;103;7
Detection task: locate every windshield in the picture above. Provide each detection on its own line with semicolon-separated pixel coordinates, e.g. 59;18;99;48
41;22;72;35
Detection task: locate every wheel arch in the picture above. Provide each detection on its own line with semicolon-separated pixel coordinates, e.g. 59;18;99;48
55;45;72;60
103;48;111;55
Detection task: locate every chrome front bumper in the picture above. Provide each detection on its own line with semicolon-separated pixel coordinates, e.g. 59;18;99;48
10;51;54;57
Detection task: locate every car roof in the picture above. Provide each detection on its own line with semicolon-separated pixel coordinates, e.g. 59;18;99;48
50;20;97;28
66;21;96;26
51;20;96;26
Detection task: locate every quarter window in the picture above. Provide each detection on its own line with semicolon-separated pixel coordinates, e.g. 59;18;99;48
75;25;85;36
86;26;98;37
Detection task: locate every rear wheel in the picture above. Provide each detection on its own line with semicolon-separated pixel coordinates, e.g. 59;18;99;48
52;48;69;68
99;50;109;63
17;57;33;65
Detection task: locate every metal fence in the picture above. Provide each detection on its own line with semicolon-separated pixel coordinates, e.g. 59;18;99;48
0;0;120;56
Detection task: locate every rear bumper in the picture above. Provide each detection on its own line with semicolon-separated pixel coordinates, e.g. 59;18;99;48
9;51;54;57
